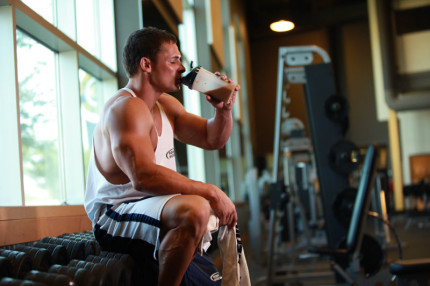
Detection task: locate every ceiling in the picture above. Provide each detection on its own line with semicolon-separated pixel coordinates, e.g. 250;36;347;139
244;0;368;41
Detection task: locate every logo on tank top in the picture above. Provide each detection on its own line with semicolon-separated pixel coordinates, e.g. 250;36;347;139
166;148;175;159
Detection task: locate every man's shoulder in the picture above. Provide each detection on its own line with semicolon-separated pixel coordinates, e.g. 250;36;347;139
105;95;151;127
109;93;148;111
158;93;176;103
158;93;184;113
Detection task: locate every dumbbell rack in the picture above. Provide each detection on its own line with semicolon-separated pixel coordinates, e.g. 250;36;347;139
0;231;144;286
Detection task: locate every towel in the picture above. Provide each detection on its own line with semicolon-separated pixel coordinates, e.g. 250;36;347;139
200;215;251;286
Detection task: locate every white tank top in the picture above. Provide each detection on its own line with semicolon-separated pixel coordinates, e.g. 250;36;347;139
84;88;177;223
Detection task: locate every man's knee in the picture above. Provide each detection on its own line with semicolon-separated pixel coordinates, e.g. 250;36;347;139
178;196;210;234
162;195;211;237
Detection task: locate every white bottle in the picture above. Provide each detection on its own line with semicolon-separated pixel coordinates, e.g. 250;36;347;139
181;65;235;104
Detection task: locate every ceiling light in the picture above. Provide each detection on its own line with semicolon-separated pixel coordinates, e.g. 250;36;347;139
270;20;295;32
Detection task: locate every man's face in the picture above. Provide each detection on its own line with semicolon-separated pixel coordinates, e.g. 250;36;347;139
150;41;185;93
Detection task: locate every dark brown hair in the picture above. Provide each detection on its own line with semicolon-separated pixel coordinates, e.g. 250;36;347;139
122;27;177;77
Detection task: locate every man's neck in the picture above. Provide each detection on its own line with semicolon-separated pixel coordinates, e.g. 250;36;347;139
126;78;161;111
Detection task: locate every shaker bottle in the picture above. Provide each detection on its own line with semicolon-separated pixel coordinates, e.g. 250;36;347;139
181;65;236;104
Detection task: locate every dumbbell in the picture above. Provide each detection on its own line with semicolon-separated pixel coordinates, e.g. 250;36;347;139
32;242;67;266
24;270;74;286
0;277;45;286
60;232;95;241
13;246;51;272
98;252;134;286
0;257;12;279
0;251;31;279
58;234;84;241
68;260;107;286
81;231;95;239
49;264;95;286
85;255;127;286
66;232;94;238
57;235;101;256
60;234;98;243
40;237;85;262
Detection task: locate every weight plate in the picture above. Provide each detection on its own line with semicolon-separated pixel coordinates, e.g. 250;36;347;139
333;187;357;226
329;140;361;175
325;95;349;122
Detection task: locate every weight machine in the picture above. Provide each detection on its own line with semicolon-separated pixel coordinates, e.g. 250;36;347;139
259;46;396;285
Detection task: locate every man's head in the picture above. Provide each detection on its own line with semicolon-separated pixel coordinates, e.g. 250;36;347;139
123;27;178;78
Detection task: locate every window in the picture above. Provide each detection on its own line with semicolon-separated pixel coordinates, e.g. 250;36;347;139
79;69;103;181
76;0;117;71
22;0;116;71
76;0;97;56
179;1;206;182
17;30;63;205
22;0;54;24
0;1;117;206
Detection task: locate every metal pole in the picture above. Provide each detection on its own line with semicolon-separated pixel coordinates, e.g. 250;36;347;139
267;47;287;286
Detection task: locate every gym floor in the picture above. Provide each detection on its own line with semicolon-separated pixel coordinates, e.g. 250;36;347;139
243;212;430;285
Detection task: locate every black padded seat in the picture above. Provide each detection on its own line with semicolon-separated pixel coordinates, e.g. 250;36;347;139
390;258;430;286
390;258;430;275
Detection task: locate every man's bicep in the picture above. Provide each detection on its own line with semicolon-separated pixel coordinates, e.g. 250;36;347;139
175;112;210;148
159;94;209;148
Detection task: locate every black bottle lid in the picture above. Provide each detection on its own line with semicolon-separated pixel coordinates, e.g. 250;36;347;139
181;65;201;89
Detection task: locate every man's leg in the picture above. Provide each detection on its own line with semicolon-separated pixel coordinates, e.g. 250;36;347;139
158;195;211;286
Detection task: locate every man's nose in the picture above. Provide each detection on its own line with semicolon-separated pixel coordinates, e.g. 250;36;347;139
179;63;186;73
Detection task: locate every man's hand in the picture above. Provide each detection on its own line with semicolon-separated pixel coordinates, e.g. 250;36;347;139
208;185;238;229
206;72;240;111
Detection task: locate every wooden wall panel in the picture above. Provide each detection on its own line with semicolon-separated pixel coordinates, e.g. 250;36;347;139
0;206;92;246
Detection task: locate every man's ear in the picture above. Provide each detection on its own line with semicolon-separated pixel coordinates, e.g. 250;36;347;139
140;57;152;72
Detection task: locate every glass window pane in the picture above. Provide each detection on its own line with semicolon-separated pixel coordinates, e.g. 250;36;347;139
179;7;206;182
16;30;63;206
76;0;97;56
99;0;117;71
79;69;103;182
22;0;54;24
57;0;77;41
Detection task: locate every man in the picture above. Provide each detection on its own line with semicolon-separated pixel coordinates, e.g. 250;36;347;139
84;27;240;286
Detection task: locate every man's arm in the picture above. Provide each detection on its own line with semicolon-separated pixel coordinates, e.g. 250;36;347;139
168;75;240;150
107;97;237;227
205;95;235;149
